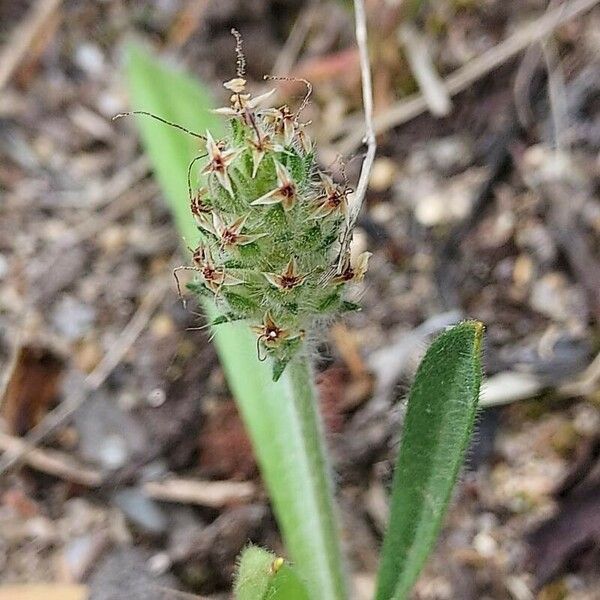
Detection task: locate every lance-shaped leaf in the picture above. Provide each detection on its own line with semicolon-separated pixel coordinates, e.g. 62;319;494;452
375;321;484;600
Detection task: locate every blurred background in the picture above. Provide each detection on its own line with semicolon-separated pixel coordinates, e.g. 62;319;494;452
1;1;600;598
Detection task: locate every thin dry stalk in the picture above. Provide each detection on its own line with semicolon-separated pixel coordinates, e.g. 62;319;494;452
348;0;377;229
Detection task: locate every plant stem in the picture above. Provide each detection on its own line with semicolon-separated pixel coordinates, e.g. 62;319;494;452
284;353;348;600
222;340;348;600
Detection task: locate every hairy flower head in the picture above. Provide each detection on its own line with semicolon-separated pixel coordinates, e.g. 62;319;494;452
186;67;369;379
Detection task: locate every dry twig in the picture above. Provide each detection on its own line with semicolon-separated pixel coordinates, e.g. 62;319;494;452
0;431;102;486
0;0;63;91
398;22;452;117
272;3;318;76
143;478;255;508
345;0;377;240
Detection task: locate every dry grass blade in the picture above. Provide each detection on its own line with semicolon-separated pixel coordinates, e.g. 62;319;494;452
143;478;255;508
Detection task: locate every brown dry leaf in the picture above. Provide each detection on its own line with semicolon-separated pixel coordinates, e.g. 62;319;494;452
0;584;88;600
1;344;64;436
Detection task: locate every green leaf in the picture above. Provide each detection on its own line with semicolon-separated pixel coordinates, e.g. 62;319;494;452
375;321;483;600
126;45;222;244
340;301;361;313
125;46;347;600
234;546;310;600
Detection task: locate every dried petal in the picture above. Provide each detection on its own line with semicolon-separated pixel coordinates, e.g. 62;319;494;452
201;131;241;197
263;258;306;291
251;161;297;211
331;251;372;284
312;174;349;218
224;77;247;93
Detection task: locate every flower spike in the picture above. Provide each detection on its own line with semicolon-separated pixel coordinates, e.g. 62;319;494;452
182;56;371;375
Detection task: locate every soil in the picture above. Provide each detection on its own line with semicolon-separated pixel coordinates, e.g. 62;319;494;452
1;1;600;598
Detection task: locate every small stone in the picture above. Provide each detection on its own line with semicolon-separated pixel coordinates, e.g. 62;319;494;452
369;158;397;191
88;547;178;600
62;533;108;581
147;552;171;575
98;434;129;470
473;531;497;558
426;135;473;173
112;488;168;536
414;168;486;226
98;226;127;254
513;254;534;288
150;313;175;338
51;295;96;340
530;272;582;321
146;388;166;407
74;396;149;470
369;202;395;224
74;43;105;76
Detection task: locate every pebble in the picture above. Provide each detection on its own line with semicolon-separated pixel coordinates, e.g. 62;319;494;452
150;313;175;338
87;547;178;600
146;388;166;407
98;226;127;255
369;202;395;225
62;533;108;581
98;434;129;470
512;254;534;288
426;135;473;173
74;395;149;470
473;531;498;558
369;157;397;191
414;168;486;226
530;272;584;322
74;43;106;77
112;488;168;536
51;295;96;340
0;254;8;280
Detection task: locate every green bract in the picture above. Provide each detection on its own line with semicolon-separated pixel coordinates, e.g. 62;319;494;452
186;77;370;380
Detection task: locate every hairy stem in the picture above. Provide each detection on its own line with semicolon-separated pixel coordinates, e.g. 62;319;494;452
221;338;347;600
285;354;348;600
